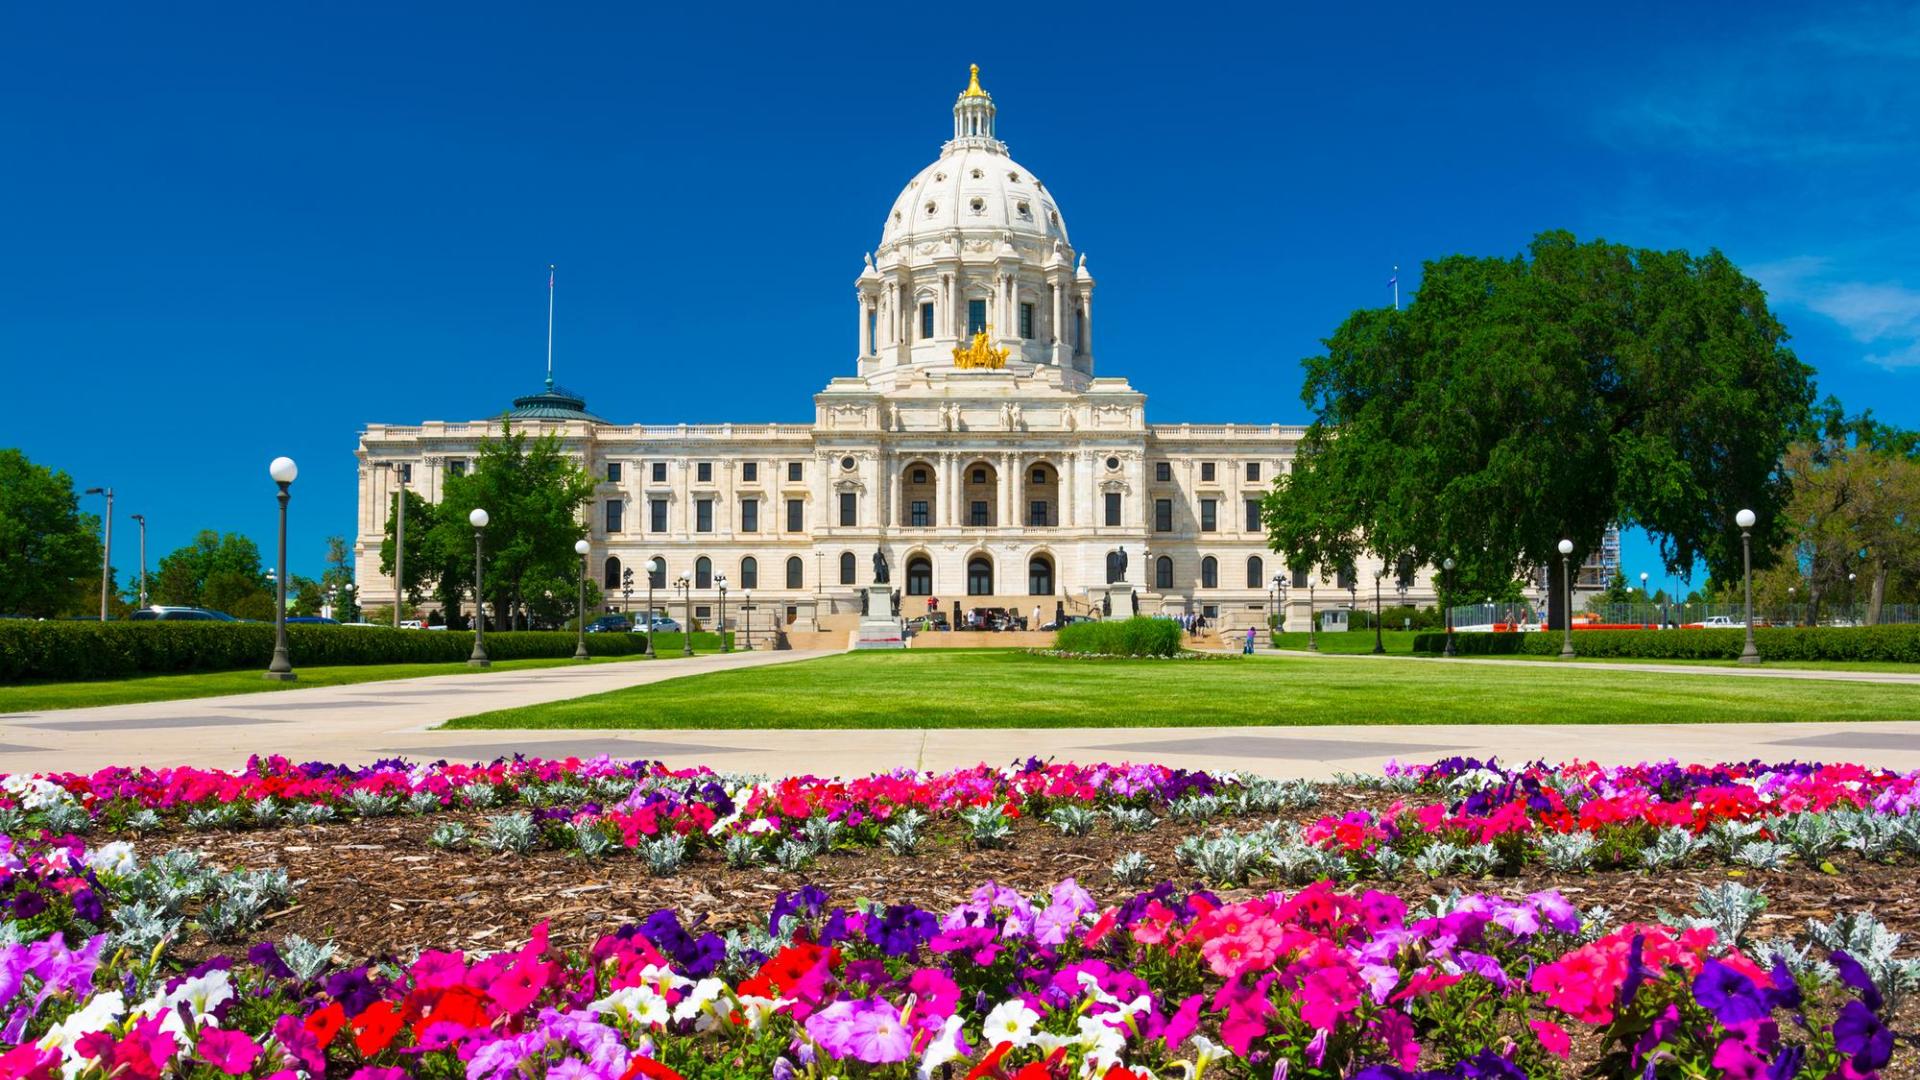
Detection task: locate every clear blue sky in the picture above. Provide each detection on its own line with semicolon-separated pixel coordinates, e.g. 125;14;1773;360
6;1;1918;588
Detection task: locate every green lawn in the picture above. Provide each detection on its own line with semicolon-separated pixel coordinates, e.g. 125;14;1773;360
0;654;654;712
441;649;1920;729
1267;631;1920;671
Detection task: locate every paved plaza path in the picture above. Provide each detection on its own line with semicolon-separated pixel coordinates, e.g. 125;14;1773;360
2;643;1917;777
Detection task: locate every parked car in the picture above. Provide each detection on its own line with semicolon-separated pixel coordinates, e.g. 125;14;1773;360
643;615;681;633
1685;615;1746;629
285;616;339;625
1039;614;1094;631
399;619;428;629
127;606;238;622
907;612;950;633
585;614;634;633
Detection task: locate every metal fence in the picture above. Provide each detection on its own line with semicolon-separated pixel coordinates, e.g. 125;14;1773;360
1446;601;1919;629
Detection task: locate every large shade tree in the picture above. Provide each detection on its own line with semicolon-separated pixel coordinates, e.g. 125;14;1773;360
0;449;103;617
1264;230;1816;627
152;531;269;612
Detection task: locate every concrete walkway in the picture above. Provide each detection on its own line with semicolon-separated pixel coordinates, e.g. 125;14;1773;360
0;649;825;775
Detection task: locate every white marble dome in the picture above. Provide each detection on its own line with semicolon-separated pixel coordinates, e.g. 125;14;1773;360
878;66;1069;252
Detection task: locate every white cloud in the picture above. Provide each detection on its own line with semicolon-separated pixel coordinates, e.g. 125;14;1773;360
1751;259;1920;370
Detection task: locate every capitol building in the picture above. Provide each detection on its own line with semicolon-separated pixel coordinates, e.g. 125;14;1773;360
354;66;1443;636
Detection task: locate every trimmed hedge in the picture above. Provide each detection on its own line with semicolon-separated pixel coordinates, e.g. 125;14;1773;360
1054;617;1185;658
1410;625;1920;663
0;622;660;682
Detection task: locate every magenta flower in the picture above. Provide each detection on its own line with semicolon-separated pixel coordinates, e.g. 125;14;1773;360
197;1029;263;1076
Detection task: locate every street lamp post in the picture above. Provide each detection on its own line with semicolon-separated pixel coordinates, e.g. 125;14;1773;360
1788;585;1797;627
1557;538;1575;659
573;539;591;660
645;558;661;658
468;508;491;667
83;486;112;620
1371;570;1385;654
1442;557;1456;657
1639;571;1649;627
622;568;634;624
1307;576;1318;652
130;513;148;608
743;590;753;651
265;458;298;680
1736;509;1760;665
676;575;694;656
1271;572;1284;647
716;573;731;653
387;463;407;628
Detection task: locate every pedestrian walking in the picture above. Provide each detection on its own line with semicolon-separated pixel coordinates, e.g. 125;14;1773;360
1244;626;1256;655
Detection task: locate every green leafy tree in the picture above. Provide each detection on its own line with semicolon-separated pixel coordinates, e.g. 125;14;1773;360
0;449;104;617
423;422;596;629
378;490;439;619
152;531;268;608
1776;422;1920;625
290;575;324;617
1265;230;1815;628
319;535;359;619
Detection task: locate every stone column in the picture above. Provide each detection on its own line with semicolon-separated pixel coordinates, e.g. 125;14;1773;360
857;294;872;356
997;452;1013;527
1010;452;1024;527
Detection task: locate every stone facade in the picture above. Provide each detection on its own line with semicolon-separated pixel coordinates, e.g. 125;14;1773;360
354;66;1447;633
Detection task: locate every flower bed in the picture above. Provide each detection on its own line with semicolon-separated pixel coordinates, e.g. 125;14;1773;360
4;757;1919;1078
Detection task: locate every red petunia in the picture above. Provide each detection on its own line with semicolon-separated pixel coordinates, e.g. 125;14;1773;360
304;1002;348;1049
352;1001;406;1056
619;1056;685;1080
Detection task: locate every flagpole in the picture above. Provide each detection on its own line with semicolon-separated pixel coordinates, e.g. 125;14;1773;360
545;264;556;389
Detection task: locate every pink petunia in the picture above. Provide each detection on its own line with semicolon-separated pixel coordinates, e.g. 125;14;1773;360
197;1029;263;1076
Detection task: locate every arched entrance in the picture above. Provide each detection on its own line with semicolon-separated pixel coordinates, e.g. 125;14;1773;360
906;554;933;596
900;460;938;527
962;461;999;527
603;556;622;590
1028;554;1054;595
967;555;994;596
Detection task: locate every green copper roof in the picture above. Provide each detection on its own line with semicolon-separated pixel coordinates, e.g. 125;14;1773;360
505;380;603;422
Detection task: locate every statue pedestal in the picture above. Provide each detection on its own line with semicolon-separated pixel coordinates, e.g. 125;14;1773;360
1098;584;1139;619
853;584;904;649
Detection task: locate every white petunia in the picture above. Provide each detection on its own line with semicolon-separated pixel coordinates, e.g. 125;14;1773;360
589;985;670;1028
672;978;727;1024
981;999;1040;1048
82;841;139;878
918;1014;968;1079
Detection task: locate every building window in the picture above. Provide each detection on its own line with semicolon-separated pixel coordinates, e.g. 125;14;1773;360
1155;555;1174;590
971;467;986;484
1019;303;1034;339
1203;604;1218;619
970;500;988;526
1337;565;1356;590
695;557;712;589
1074;308;1084;350
787;461;802;482
967;557;993;595
1247;555;1265;589
1291;566;1309;589
603;556;622;590
652;461;666;483
1029;501;1048;526
912;467;928;483
967;298;987;336
907;556;932;596
1030;467;1047;485
1201;556;1219;589
920;303;935;339
649;558;666;588
448;459;466;478
740;556;758;590
839;492;857;526
695;605;711;620
1154;498;1173;532
649;499;667;533
1200;499;1217;532
1200;462;1216;482
695;499;713;533
911;500;929;527
1155;462;1171;483
607;462;622;483
839;551;856;585
786;556;804;589
742;462;757;483
1246;461;1261;482
1104;492;1121;527
740;498;758;533
691;462;710;483
605;499;624;533
786;498;804;532
1246;499;1262;532
1028;556;1054;595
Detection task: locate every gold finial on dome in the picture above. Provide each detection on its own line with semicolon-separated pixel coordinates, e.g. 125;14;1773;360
962;63;988;98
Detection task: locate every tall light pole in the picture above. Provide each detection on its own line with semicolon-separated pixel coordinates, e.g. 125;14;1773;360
1371;569;1385;654
1442;557;1456;657
743;589;754;651
83;486;112;620
468;508;490;667
341;582;355;623
646;558;662;658
1307;573;1318;652
1736;508;1760;665
621;568;634;623
573;538;591;660
1270;572;1284;646
265;458;298;680
676;575;694;656
130;513;148;608
1557;538;1575;659
716;573;731;653
1639;571;1649;627
387;463;407;628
